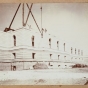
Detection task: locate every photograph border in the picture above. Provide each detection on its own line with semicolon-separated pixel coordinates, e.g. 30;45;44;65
0;0;88;88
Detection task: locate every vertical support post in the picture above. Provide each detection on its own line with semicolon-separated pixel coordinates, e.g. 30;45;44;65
22;3;24;26
40;4;43;37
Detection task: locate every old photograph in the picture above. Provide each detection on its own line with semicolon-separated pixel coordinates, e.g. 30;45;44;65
0;3;88;85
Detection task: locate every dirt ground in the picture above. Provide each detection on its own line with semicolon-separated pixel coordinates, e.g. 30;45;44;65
0;68;88;85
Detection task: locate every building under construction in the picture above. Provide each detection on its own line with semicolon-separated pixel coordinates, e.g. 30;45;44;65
0;3;86;71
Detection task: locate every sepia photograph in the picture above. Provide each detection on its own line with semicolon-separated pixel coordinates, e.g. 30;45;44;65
0;3;88;85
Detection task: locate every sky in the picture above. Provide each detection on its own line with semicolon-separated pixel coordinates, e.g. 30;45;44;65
0;3;88;55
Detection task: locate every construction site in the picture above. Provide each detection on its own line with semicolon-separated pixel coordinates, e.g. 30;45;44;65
0;3;88;71
0;3;88;85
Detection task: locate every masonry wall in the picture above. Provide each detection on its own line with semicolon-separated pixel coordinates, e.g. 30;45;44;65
0;28;85;70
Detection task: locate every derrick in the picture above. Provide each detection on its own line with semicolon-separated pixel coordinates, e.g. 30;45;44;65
4;3;44;37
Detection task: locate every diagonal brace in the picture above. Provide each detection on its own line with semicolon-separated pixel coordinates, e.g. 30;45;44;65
24;3;33;26
26;3;41;33
9;3;21;29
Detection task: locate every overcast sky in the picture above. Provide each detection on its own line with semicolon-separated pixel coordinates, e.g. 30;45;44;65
0;3;88;55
